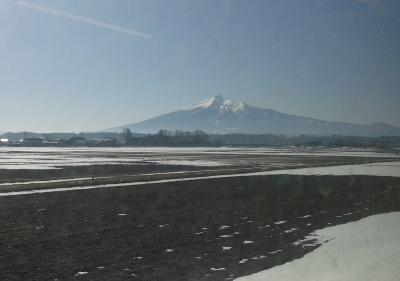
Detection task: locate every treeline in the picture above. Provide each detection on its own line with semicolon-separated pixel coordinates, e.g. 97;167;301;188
210;133;400;148
124;129;223;147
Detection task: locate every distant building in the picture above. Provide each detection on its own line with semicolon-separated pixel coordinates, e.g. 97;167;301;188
89;138;118;147
42;139;63;146
22;137;44;145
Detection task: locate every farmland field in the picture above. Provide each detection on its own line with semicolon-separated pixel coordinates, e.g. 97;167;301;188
0;147;399;281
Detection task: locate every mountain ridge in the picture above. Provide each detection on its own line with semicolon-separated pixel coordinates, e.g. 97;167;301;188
106;95;400;137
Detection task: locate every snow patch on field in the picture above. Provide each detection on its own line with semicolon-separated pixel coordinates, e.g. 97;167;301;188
263;162;400;177
150;159;227;167
74;271;88;276
210;267;226;271
235;212;400;281
219;225;230;230
298;215;312;219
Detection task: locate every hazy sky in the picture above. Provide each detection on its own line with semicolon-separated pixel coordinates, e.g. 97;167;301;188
1;0;399;132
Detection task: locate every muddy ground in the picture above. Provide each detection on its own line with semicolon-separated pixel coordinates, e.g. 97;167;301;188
1;175;399;281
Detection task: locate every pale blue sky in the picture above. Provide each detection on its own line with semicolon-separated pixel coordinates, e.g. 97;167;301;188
0;0;399;132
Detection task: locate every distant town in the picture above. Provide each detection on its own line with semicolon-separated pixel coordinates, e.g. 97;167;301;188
1;129;400;149
0;130;219;147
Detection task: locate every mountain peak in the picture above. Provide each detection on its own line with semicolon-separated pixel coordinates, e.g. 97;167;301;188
108;95;400;137
184;95;246;112
213;94;225;101
183;95;221;110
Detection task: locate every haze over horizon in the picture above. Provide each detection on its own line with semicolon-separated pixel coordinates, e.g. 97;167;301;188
1;0;400;132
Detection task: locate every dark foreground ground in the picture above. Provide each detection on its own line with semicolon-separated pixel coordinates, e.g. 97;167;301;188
1;175;400;281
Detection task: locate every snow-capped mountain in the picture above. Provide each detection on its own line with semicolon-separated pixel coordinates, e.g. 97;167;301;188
108;95;400;136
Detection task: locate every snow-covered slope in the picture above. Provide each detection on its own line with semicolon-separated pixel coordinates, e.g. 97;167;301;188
235;212;400;281
108;95;400;136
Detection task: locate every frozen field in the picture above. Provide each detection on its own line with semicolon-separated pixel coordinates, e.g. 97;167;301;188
0;146;399;170
0;147;399;280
